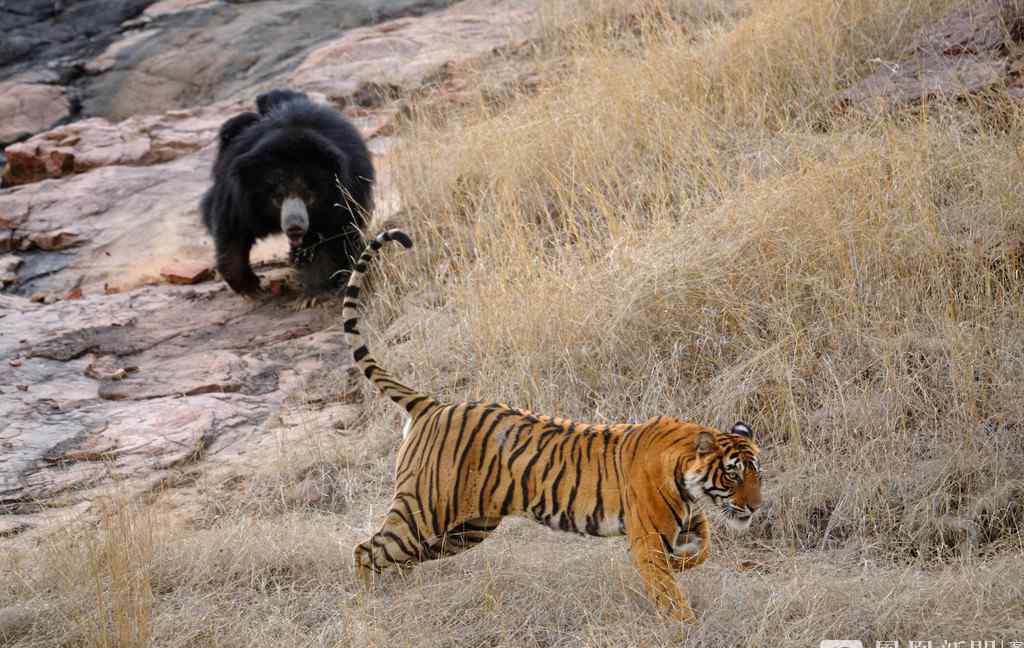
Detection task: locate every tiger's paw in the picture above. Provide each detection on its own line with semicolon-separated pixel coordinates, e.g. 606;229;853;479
665;604;698;625
353;544;378;588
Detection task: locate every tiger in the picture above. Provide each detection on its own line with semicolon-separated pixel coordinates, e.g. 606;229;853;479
342;229;763;623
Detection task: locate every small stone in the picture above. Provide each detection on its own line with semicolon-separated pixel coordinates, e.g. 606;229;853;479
160;261;214;285
8;358;22;367
64;287;83;300
15;385;28;392
29;293;46;303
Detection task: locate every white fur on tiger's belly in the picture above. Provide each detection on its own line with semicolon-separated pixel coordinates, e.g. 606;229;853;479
401;416;412;439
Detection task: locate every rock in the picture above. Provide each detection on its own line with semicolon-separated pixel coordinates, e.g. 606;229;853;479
0;256;22;286
0;1;158;101
840;0;1022;110
160;261;214;285
84;29;162;76
0;83;71;146
80;0;454;121
0;148;217;293
0;0;542;540
1;101;244;187
143;0;219;18
289;0;539;104
0;284;348;526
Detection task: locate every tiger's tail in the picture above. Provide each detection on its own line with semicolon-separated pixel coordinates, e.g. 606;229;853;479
341;229;435;415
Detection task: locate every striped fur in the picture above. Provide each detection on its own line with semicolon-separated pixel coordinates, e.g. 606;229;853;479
344;229;763;623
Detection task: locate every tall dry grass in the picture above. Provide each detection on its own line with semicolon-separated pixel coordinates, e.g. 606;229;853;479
2;0;1023;646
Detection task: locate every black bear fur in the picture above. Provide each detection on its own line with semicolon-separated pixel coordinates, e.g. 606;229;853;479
200;89;375;296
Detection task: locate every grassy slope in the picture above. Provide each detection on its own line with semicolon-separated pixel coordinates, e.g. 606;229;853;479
4;0;1024;646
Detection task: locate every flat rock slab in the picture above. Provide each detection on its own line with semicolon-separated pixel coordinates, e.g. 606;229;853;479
160;260;214;285
0;146;216;292
82;0;454;121
290;0;539;103
0;283;356;533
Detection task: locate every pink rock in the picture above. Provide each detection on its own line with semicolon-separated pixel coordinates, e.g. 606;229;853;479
0;83;71;145
2;101;244;187
143;0;218;18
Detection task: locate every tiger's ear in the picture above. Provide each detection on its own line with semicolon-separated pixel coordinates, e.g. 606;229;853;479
696;431;716;454
731;421;753;438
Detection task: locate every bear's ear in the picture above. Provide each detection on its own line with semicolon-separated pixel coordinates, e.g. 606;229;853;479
256;89;308;115
218;112;260;148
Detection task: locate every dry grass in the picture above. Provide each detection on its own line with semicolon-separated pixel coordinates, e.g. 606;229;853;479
4;0;1024;645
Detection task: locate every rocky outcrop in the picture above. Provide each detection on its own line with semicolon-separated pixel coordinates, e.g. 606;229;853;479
0;146;215;291
0;0;541;538
290;0;538;104
0;1;154;73
1;100;245;186
78;0;455;121
841;0;1024;110
0;280;360;536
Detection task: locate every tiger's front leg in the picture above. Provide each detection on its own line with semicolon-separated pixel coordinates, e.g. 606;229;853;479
629;533;699;624
667;513;710;572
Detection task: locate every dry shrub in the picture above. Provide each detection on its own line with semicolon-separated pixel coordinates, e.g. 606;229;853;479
383;0;1024;560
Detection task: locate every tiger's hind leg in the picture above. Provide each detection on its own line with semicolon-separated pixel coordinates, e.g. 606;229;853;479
354;516;501;585
434;517;502;558
353;508;429;585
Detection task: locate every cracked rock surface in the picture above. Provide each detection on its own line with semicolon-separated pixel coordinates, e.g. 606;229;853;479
0;0;538;538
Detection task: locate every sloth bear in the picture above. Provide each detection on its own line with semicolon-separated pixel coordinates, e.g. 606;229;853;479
200;89;374;297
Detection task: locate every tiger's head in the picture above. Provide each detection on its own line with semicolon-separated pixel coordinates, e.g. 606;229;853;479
678;421;763;530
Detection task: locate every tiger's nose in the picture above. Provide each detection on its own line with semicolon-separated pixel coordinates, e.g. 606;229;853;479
745;486;762;513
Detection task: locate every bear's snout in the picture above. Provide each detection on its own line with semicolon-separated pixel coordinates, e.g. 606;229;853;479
281;196;309;247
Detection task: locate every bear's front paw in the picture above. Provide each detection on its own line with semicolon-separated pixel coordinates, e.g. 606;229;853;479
291;295;325;311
